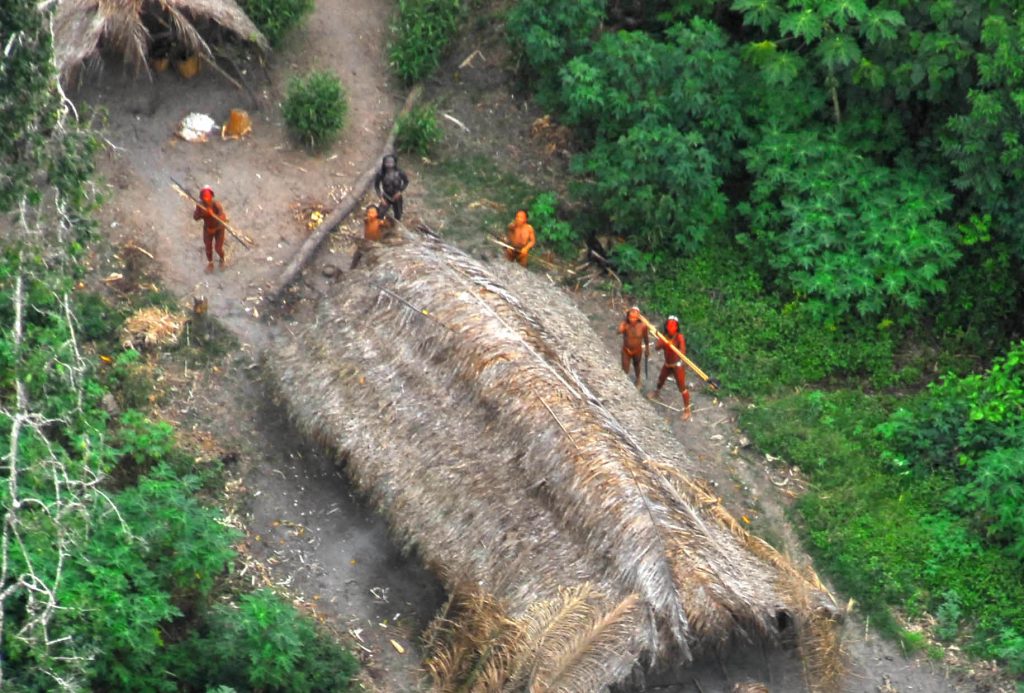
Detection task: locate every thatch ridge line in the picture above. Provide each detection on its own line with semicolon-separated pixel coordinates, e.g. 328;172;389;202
373;236;813;649
382;245;695;651
406;234;785;647
426;230;662;471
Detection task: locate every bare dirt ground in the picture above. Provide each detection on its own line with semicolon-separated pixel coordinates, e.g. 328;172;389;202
74;1;1015;691
76;0;398;347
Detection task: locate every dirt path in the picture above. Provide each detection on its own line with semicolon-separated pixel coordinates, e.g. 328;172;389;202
77;0;397;347
75;3;1005;691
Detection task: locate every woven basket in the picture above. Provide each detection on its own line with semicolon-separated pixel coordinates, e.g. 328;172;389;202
176;55;201;79
222;109;252;139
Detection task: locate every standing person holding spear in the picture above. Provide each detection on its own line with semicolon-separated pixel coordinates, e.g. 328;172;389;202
649;315;691;420
170;178;252;272
637;310;721;421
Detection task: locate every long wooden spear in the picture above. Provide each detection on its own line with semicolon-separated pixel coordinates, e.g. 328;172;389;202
637;312;721;391
486;236;570;273
170;177;254;249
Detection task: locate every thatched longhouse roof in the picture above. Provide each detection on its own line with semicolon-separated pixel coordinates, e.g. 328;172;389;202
267;227;843;691
54;0;268;83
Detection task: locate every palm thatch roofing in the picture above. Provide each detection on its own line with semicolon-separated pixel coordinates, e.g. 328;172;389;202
267;227;845;692
54;0;268;83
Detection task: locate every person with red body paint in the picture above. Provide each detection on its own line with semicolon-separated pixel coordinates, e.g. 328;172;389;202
192;185;228;271
650;315;692;420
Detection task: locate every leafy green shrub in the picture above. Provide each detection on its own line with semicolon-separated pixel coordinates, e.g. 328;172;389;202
116;409;176;467
576;121;727;256
506;0;607;103
387;0;464;85
178;590;359;692
559;21;746;153
740;127;959;321
282;71;348;148
877;342;1024;561
994;629;1024;675
934;590;963;641
879;343;1024;472
950;446;1024;561
73;290;124;345
396;103;443;155
528;192;578;257
943;15;1024;265
559;22;744;257
105;348;155;409
237;0;313;46
742;390;1024;667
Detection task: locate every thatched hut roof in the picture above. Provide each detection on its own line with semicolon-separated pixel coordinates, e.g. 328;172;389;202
54;0;268;83
267;227;843;691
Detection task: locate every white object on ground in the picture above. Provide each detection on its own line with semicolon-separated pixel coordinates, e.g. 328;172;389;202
177;113;217;142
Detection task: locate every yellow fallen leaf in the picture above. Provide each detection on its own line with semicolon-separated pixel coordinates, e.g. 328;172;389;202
390;639;405;654
741;515;751;524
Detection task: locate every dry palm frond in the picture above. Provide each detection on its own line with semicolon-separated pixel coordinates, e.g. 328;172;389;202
508;584;600;688
424;585;522;693
732;682;771;693
120;306;184;349
54;0;268;83
425;583;645;693
527;593;642;693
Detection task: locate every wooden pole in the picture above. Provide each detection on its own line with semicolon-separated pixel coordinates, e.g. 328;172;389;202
267;85;423;303
486;236;565;272
170;178;254;248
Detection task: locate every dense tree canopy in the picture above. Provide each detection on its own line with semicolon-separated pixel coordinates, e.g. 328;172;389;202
509;0;1024;347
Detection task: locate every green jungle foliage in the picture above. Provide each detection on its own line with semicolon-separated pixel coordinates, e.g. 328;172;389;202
237;0;313;46
506;0;607;104
396;103;444;155
508;0;1024;676
1;1;358;688
282;70;349;148
507;0;1024;370
635;243;902;395
388;0;465;85
878;342;1024;564
1;255;360;690
742;391;1024;674
528;192;579;257
740;128;957;321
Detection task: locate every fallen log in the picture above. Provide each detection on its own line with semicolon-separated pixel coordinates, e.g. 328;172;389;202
266;85;422;303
